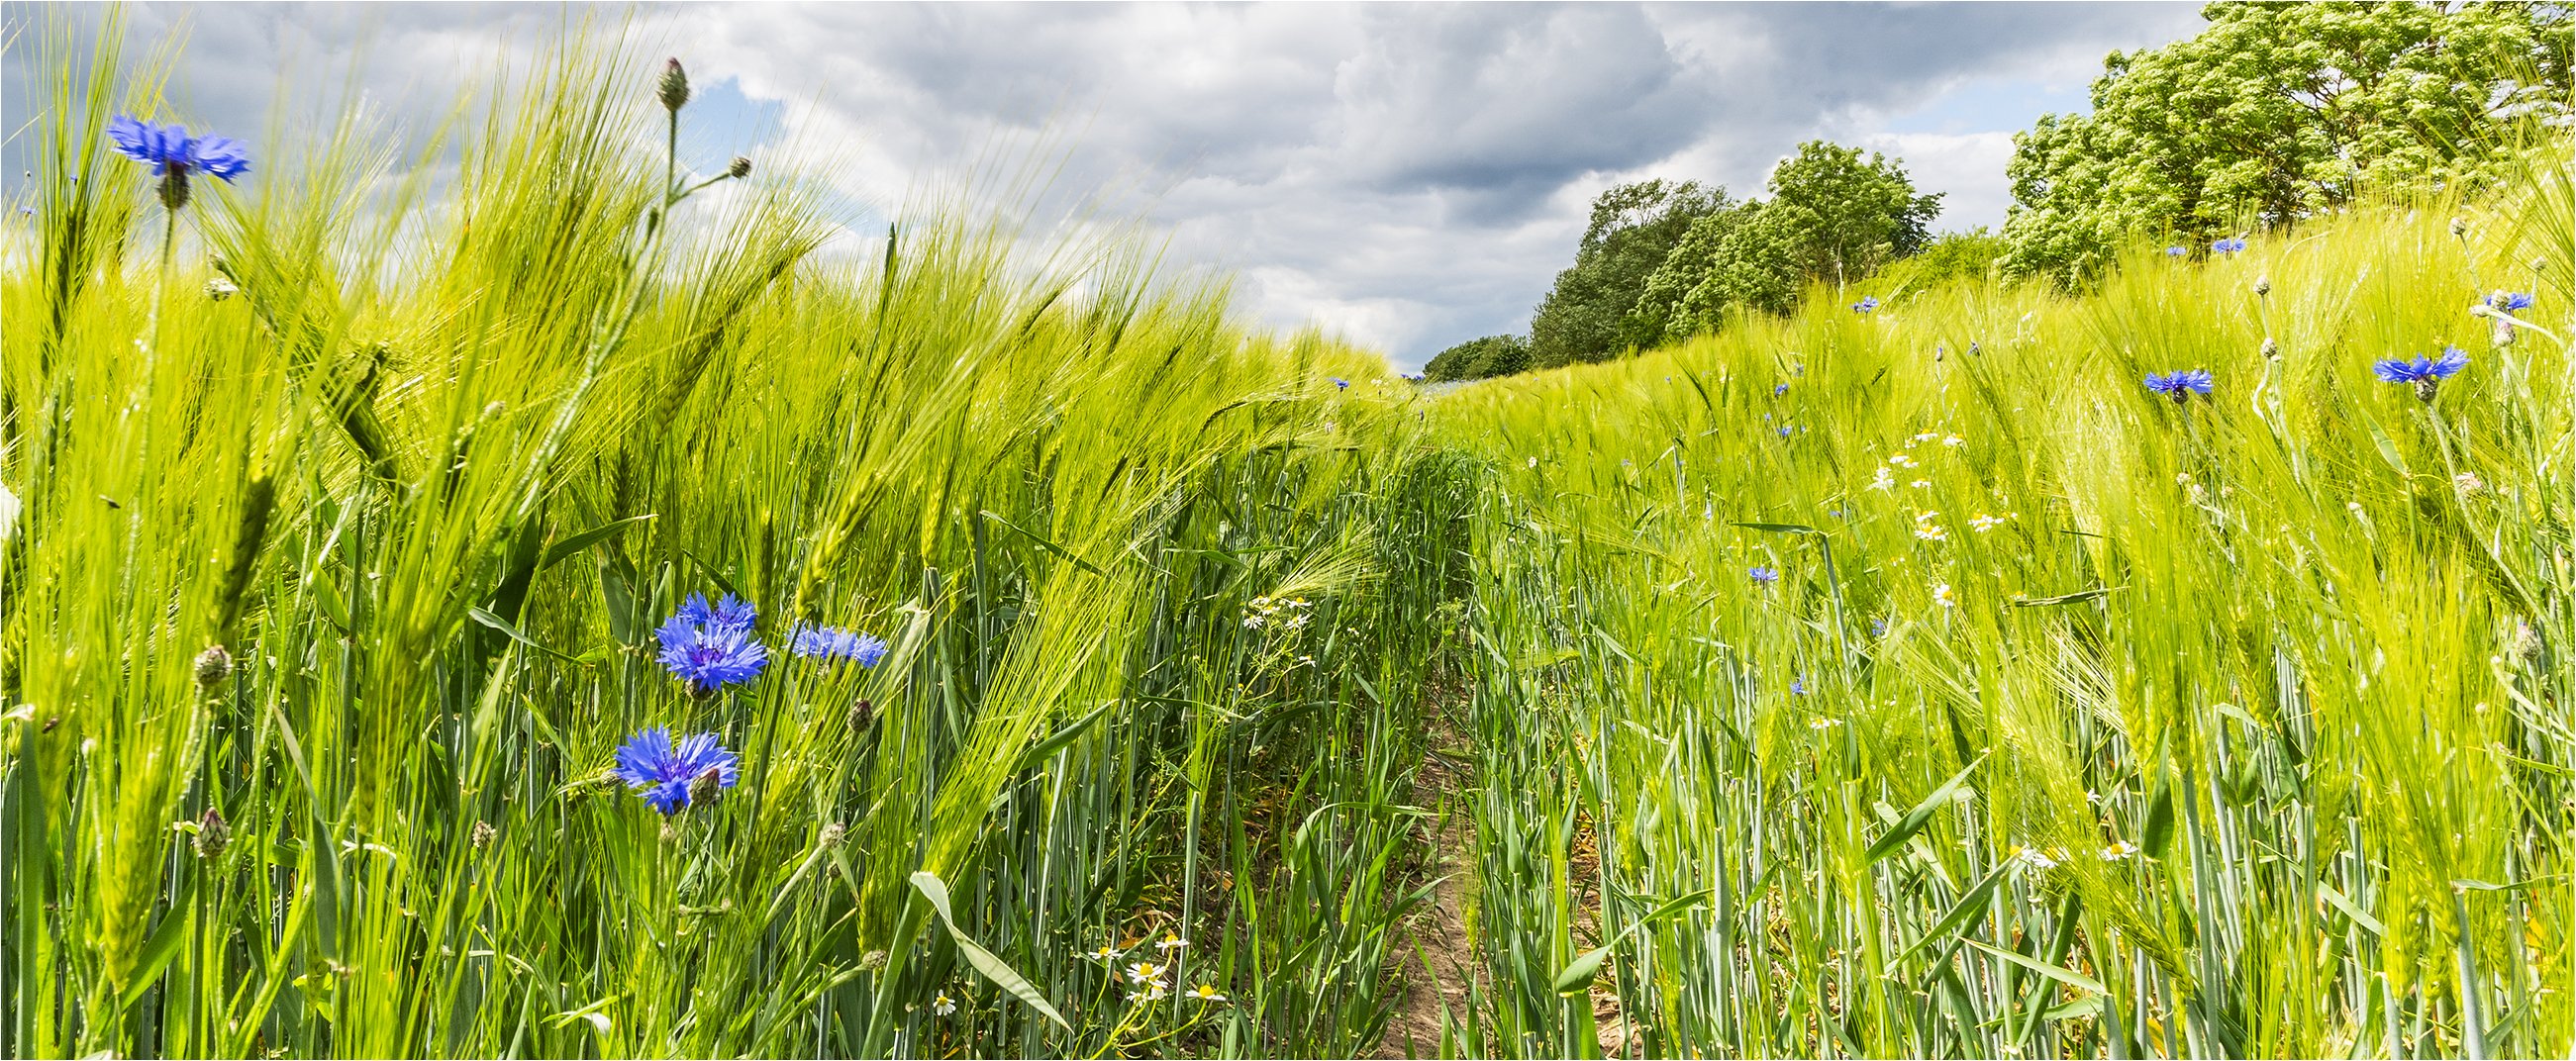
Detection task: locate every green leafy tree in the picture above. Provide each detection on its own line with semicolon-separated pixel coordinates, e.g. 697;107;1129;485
1884;227;2011;290
1760;141;1942;285
1422;334;1532;383
1635;143;1938;343
2002;1;2574;286
1528;180;1732;368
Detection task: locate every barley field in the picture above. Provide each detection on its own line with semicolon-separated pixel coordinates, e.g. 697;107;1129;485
3;22;2569;1061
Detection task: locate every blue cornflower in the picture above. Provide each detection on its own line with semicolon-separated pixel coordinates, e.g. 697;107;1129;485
790;625;888;666
108;115;250;210
613;726;740;815
2142;369;2213;404
1749;566;1780;586
1774;382;1790;396
2485;292;2533;313
2165;245;2187;257
673;592;757;633
1330;377;1349;390
656;597;768;694
1790;675;1809;695
2212;237;2246;253
1851;297;1879;314
1777;426;1793;437
2373;346;2468;402
1869;618;1889;636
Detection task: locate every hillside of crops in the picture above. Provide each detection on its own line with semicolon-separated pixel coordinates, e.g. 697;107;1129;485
4;19;2570;1061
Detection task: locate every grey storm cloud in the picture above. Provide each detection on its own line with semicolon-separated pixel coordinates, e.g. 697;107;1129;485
3;1;2202;369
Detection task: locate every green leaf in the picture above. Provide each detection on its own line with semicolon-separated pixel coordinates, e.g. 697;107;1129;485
1551;944;1612;995
541;514;656;571
1734;521;1821;534
1898;859;2013;961
1963;938;2107;995
909;871;1070;1029
978;510;1105;576
1013;701;1117;773
1863;753;1986;864
2009;586;2118;607
2317;883;2385;935
467;606;586;665
118;873;195;1010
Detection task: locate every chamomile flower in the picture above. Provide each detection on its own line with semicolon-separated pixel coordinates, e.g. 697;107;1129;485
1868;467;1895;492
2101;840;2139;861
1153;931;1189;952
1932;583;1956;609
1913;513;1948;540
932;992;957;1015
1969;514;2009;532
1082;943;1127;964
2010;844;2061;870
1185;984;1229;1003
1126;960;1166;985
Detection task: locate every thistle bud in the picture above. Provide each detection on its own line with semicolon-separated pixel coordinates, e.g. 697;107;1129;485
2260;338;2279;359
194;644;233;688
849;698;874;730
194;808;230;861
727;155;751;179
658;58;691;113
2252;276;2269;297
688;765;724;809
158;168;191;212
2449;217;2468;237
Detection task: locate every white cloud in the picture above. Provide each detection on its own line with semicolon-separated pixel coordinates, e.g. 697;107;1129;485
5;1;2208;371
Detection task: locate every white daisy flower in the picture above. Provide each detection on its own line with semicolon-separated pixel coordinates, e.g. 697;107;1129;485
1185;984;1229;1003
933;992;956;1015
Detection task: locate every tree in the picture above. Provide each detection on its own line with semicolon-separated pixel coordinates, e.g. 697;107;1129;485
2001;1;2574;287
1634;142;1939;343
1886;228;2011;290
1528;180;1732;368
1759;142;1942;286
1422;335;1532;383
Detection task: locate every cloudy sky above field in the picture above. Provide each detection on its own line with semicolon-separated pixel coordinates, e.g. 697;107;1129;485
8;2;2205;369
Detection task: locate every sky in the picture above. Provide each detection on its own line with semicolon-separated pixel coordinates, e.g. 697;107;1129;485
3;2;2208;371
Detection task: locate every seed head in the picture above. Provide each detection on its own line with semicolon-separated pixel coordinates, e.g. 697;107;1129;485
2449;217;2468;237
194;808;230;861
728;155;751;179
658;58;691;113
687;765;726;809
2259;338;2279;359
2252;275;2269;297
194;644;234;688
820;821;847;848
470;820;497;849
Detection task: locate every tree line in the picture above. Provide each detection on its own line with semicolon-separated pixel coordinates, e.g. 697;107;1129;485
1424;1;2570;385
